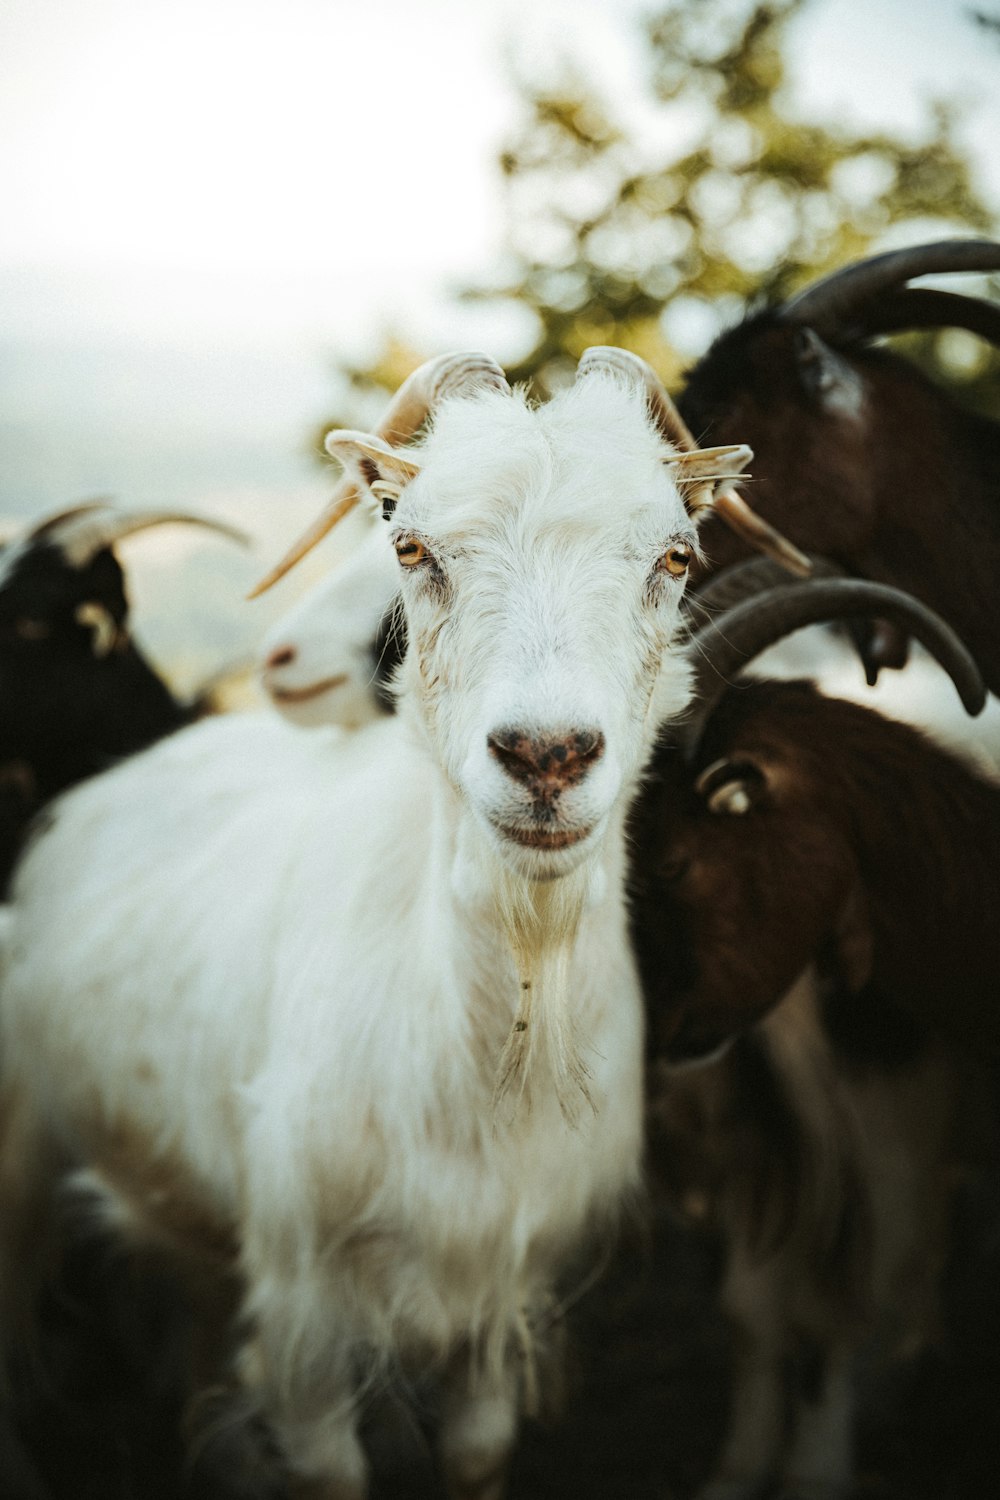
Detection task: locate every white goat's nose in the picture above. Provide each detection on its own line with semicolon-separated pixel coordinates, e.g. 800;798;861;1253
487;727;605;792
265;644;296;671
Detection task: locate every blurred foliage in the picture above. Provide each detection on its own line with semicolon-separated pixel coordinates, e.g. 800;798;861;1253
323;0;999;434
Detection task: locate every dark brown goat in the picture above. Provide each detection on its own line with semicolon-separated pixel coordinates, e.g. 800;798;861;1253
630;678;1000;1065
678;240;1000;689
629;680;1000;1497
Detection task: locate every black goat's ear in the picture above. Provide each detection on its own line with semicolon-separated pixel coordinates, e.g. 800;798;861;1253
694;756;768;815
794;328;864;417
831;881;873;994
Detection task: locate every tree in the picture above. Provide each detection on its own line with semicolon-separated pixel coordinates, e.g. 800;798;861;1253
324;0;998;432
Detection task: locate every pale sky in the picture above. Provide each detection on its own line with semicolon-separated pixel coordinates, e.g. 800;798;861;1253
2;0;997;352
1;0;997;684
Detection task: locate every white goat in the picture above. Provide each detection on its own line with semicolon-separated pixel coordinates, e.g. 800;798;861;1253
0;350;751;1498
260;523;398;727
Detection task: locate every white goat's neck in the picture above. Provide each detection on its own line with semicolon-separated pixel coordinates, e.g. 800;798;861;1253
433;766;628;1126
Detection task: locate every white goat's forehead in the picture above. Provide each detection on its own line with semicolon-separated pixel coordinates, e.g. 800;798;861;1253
402;377;688;538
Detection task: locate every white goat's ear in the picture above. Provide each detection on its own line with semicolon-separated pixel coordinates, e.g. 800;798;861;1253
324;431;421;519
694;756;768;815
665;444;753;516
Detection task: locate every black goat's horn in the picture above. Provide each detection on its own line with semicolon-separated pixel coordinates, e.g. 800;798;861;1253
782;239;1000;336
842;286;1000;348
677;579;987;760
249;352;510;598
683;555;843;634
31;504;250;568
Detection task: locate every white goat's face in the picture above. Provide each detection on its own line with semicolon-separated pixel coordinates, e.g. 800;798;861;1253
329;375;736;877
260;529;399;728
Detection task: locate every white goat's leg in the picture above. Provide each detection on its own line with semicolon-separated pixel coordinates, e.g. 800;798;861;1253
233;1325;369;1500
778;1344;854;1499
439;1359;519;1500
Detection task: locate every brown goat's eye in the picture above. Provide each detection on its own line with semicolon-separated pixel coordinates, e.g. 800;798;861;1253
394;537;429;569
658;543;693;578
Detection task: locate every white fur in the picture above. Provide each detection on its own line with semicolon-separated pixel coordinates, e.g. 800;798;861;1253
0;371;708;1494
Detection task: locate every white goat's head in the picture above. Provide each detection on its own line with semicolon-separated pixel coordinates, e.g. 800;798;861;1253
256;350;751;884
259;526;398;728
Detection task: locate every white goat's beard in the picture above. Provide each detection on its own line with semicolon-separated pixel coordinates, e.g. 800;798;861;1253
491;863;594;1126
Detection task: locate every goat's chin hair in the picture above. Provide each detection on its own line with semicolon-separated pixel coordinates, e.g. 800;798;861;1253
490;862;595;1128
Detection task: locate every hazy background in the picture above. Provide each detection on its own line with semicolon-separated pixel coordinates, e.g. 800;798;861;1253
1;0;997;687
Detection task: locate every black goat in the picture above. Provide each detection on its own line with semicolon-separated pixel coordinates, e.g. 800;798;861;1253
678;239;1000;690
628;673;1000;1496
630;677;1000;1065
0;501;245;889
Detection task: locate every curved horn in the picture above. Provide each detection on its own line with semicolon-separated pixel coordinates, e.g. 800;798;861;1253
840;286;1000;348
31;504;250;568
683;555;844;634
677;578;987;760
710;493;813;578
782;239;1000;336
577;346;810;577
577;345;698;453
249;352;511;599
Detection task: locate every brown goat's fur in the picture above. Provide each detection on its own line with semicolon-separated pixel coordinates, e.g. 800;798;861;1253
630;680;1000;1495
630;678;1000;1062
680;314;1000;691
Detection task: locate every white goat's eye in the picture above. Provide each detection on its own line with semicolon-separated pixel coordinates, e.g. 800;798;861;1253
395;537;429;569
14;617;52;641
657;543;693;578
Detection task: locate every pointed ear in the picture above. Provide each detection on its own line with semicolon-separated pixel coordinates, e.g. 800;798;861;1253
794;328;864;418
324;431;422;518
665;443;753;517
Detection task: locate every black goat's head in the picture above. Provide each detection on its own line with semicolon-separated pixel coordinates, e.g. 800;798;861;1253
630;681;862;1066
679;240;1000;615
0;503;247;796
629;569;987;1066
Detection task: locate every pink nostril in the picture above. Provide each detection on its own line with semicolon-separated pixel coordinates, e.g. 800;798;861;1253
265;645;296;671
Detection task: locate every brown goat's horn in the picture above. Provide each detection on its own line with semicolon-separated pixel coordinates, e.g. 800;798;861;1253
782;239;1000;336
684;555;843;633
249;352;510;598
31;504;250;568
576;346;810;577
678;579;987;760
843;286;1000;348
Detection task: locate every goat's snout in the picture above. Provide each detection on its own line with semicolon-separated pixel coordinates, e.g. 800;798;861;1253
487;727;605;794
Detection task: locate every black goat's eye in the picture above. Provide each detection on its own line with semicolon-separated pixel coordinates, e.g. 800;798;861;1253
657;542;693;578
14;618;52;641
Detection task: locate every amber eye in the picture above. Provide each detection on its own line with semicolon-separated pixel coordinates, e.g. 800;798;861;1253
658;542;693;578
394;537;428;568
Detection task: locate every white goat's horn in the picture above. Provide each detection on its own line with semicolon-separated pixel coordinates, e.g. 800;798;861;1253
30;503;250;568
577;346;811;578
249;352;511;598
577;346;697;454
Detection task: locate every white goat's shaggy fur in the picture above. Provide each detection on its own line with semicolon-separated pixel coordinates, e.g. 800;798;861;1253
0;372;711;1496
